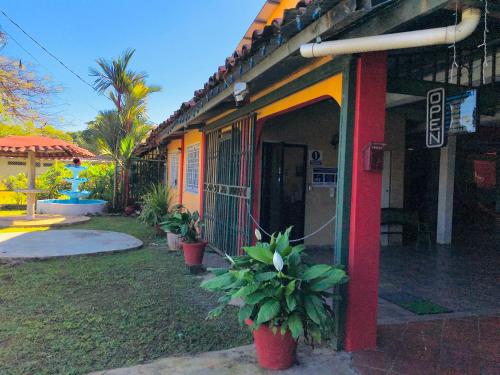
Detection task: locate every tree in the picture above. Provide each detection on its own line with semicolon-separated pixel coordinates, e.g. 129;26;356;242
0;121;72;141
89;49;159;209
0;32;56;123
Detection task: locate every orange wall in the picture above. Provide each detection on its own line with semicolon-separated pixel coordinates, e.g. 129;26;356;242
181;129;203;213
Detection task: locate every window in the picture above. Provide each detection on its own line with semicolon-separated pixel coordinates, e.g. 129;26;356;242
43;163;53;167
168;152;179;188
185;144;200;193
8;161;26;166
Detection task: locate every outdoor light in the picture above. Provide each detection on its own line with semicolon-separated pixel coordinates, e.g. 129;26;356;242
234;82;249;107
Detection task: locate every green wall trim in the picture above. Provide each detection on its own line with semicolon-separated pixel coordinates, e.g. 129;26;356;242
333;57;357;351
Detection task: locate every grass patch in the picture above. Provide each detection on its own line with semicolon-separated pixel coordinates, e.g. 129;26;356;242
0;216;251;374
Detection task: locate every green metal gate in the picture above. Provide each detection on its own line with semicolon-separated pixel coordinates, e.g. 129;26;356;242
203;115;256;256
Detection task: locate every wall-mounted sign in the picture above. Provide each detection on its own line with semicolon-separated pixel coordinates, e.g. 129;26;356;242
312;167;337;187
309;150;323;165
446;89;477;135
426;88;445;148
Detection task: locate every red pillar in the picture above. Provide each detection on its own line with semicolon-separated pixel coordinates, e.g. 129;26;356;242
344;52;387;351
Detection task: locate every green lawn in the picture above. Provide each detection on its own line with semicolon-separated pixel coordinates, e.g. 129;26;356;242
0;216;249;375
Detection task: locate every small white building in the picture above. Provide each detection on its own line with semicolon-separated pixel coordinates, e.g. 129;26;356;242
0;156;61;181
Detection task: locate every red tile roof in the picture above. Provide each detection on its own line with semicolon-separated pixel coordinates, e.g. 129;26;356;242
0;136;95;159
142;0;338;151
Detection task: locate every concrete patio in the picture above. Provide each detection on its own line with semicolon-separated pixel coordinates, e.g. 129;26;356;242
0;229;143;259
0;213;90;228
89;315;499;374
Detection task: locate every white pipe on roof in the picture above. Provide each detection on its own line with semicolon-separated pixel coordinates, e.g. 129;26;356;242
300;8;481;58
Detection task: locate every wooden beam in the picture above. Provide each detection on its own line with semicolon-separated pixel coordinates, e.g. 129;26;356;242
388;78;500;115
387;78;467;96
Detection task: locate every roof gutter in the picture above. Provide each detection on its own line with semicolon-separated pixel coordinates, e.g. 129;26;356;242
300;8;481;58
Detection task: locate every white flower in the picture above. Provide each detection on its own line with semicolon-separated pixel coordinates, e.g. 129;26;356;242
254;229;262;241
273;251;284;272
225;253;235;265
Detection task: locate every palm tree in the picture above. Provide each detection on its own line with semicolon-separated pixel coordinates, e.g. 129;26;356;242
89;48;146;113
90;49;160;209
91;111;122;208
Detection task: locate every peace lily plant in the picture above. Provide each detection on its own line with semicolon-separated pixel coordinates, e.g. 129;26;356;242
201;227;348;370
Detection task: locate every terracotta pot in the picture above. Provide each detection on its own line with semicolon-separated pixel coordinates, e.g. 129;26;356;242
181;241;207;265
246;319;297;370
166;231;182;251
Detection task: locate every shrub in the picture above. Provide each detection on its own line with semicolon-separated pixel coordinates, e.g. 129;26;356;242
79;163;114;202
138;183;174;227
36;161;71;200
202;228;348;344
3;173;28;204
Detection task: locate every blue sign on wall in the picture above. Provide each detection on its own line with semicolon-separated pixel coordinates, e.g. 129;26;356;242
445;89;477;135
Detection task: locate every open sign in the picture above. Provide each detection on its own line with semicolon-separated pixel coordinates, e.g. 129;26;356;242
426;88;445;148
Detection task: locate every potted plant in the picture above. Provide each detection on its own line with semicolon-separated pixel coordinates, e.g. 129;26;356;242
160;205;188;251
138;184;173;234
201;228;348;370
179;210;206;266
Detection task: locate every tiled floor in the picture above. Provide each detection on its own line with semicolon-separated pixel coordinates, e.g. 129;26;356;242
379;239;500;314
304;230;500;324
352;315;500;375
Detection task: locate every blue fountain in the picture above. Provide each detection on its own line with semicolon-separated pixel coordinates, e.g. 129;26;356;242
37;162;107;216
59;164;90;203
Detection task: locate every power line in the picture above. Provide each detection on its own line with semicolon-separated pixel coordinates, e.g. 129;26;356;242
0;9;97;92
1;27;44;67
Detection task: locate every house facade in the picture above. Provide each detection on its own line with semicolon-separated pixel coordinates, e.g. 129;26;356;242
136;0;499;351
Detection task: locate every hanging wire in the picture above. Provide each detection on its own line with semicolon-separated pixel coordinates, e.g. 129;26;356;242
449;0;460;82
0;9;97;92
477;0;489;84
246;201;336;243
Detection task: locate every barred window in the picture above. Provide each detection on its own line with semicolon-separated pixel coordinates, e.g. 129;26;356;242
168;152;179;188
185;144;200;193
8;161;26;166
43;163;53;167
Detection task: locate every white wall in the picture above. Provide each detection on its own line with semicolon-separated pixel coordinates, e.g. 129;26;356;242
0;157;57;181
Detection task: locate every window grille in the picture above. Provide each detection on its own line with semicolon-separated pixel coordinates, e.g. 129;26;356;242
185;144;200;193
43;163;53;167
7;161;26;166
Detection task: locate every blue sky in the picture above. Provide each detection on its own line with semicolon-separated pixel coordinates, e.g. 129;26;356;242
0;0;263;131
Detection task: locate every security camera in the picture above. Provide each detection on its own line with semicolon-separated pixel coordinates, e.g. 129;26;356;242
234;82;248;106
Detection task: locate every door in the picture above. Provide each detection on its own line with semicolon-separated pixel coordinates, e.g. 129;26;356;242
203;115;255;256
260;142;307;240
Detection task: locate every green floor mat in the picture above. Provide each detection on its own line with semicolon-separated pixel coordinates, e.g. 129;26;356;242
380;291;453;315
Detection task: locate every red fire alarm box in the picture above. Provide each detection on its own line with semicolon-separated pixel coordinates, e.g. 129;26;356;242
362;142;385;171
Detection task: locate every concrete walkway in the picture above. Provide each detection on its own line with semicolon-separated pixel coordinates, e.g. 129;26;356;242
89;315;499;375
0;229;142;259
0;214;90;228
89;344;357;375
